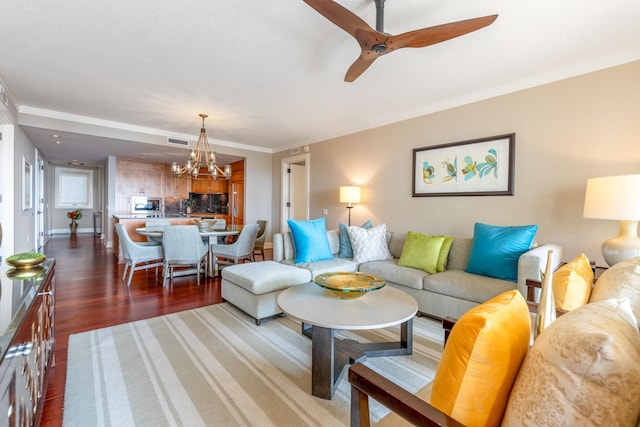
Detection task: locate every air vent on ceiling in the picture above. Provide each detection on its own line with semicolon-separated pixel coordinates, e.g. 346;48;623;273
167;138;188;146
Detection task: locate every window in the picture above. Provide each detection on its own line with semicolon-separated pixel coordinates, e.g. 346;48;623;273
55;167;94;209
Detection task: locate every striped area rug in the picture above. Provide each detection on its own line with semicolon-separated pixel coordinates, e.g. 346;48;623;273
63;302;443;426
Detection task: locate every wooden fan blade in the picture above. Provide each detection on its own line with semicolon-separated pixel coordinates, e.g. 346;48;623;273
344;52;379;82
389;15;498;50
303;0;372;39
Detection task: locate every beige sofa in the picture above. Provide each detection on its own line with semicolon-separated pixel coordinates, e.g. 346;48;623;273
273;229;562;319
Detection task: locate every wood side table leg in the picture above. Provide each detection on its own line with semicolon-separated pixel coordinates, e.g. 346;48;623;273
401;318;413;355
311;326;335;399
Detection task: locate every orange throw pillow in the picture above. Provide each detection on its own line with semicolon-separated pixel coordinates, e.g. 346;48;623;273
430;290;531;427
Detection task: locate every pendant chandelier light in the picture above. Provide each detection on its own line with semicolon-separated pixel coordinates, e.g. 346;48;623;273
171;113;232;180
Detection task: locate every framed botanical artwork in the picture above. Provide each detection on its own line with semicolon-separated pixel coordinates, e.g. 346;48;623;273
412;133;515;197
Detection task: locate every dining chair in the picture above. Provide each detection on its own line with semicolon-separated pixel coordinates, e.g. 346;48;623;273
211;218;228;243
145;219;171;242
115;223;164;287
210;223;260;276
161;225;208;287
252;220;268;261
212;219;226;230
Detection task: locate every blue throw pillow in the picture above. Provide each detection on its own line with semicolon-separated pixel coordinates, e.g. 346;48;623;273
465;222;538;282
287;218;334;264
339;220;373;258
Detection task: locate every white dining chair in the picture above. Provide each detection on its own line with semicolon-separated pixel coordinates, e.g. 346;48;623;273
161;225;208;287
209;223;260;276
115;223;164;287
145;219;170;242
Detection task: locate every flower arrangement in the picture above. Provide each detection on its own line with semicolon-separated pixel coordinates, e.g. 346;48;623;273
67;209;83;221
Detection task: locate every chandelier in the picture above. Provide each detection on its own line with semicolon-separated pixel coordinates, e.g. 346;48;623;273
171;113;232;180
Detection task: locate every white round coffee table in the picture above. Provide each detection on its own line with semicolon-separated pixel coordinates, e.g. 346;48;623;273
278;282;418;399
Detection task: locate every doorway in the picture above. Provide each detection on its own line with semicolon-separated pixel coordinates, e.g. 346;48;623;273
36;152;45;250
281;153;310;232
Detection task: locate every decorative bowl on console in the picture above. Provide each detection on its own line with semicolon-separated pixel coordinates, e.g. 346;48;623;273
5;252;46;269
314;272;385;299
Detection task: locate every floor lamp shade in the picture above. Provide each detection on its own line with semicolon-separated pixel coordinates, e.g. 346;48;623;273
339;185;361;226
583;174;640;266
339;186;361;207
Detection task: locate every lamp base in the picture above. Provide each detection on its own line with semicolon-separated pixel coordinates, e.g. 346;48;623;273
602;220;640;266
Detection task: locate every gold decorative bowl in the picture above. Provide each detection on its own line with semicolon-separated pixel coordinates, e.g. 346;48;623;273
314;272;385;299
6;266;45;280
5;252;46;269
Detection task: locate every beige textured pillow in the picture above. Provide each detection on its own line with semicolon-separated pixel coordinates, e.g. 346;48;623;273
589;256;640;322
502;298;640;427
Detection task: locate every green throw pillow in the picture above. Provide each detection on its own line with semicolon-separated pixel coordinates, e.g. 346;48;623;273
437;236;454;272
398;231;446;274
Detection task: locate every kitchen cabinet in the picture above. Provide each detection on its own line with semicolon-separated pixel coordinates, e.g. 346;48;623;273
164;166;190;199
117;159;164;197
191;178;228;194
0;259;55;426
229;159;245;226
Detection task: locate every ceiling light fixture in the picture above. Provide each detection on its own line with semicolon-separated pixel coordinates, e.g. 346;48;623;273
171;113;232;180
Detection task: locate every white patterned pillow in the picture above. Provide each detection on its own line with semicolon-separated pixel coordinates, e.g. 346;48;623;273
347;223;393;264
589;256;640;322
502;298;640;427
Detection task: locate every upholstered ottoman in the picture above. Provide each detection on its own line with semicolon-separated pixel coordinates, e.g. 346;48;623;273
221;261;312;325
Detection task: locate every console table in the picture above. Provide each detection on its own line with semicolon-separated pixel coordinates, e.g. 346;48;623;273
0;258;55;426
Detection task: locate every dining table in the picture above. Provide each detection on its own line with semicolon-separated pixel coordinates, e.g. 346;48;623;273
135;225;241;277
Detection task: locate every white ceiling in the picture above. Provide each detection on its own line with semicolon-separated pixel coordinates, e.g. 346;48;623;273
1;0;639;165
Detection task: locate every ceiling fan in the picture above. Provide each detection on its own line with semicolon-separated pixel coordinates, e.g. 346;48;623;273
303;0;498;82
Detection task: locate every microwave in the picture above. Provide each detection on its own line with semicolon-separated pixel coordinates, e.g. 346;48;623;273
132;196;161;214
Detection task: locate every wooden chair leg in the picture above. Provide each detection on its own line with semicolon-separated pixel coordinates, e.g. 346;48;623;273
350;385;371;427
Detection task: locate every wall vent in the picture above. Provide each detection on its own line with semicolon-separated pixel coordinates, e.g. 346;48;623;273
167;138;189;146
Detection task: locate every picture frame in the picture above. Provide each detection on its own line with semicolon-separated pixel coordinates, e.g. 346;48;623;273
22;157;32;211
412;133;515;197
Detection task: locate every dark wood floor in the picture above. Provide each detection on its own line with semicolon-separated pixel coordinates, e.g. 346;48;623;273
39;233;266;426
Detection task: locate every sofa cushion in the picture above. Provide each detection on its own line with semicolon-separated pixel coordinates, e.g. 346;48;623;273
221;261;312;294
287;218;333;263
465;222;538;282
281;257;357;278
397;232;445;274
423;269;516;304
387;232;408;259
430;290;531;427
552;253;593;312
436;236;454;272
589;256;640;322
502;298;640;427
446;237;473;271
358;259;427;290
348;223;393;264
338;220;372;258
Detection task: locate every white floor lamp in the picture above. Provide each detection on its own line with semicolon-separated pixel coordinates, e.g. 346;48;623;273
583;174;640;266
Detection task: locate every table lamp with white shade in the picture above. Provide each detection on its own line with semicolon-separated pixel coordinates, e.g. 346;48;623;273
583;174;640;266
339;185;361;226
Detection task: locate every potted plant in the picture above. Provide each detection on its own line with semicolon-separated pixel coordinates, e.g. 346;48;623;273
67;209;83;235
184;199;196;215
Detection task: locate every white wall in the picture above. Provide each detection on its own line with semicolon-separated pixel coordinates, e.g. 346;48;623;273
273;61;640;267
13;126;37;253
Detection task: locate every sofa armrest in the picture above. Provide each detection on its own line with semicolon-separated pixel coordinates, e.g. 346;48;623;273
348;363;464;427
517;244;562;301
